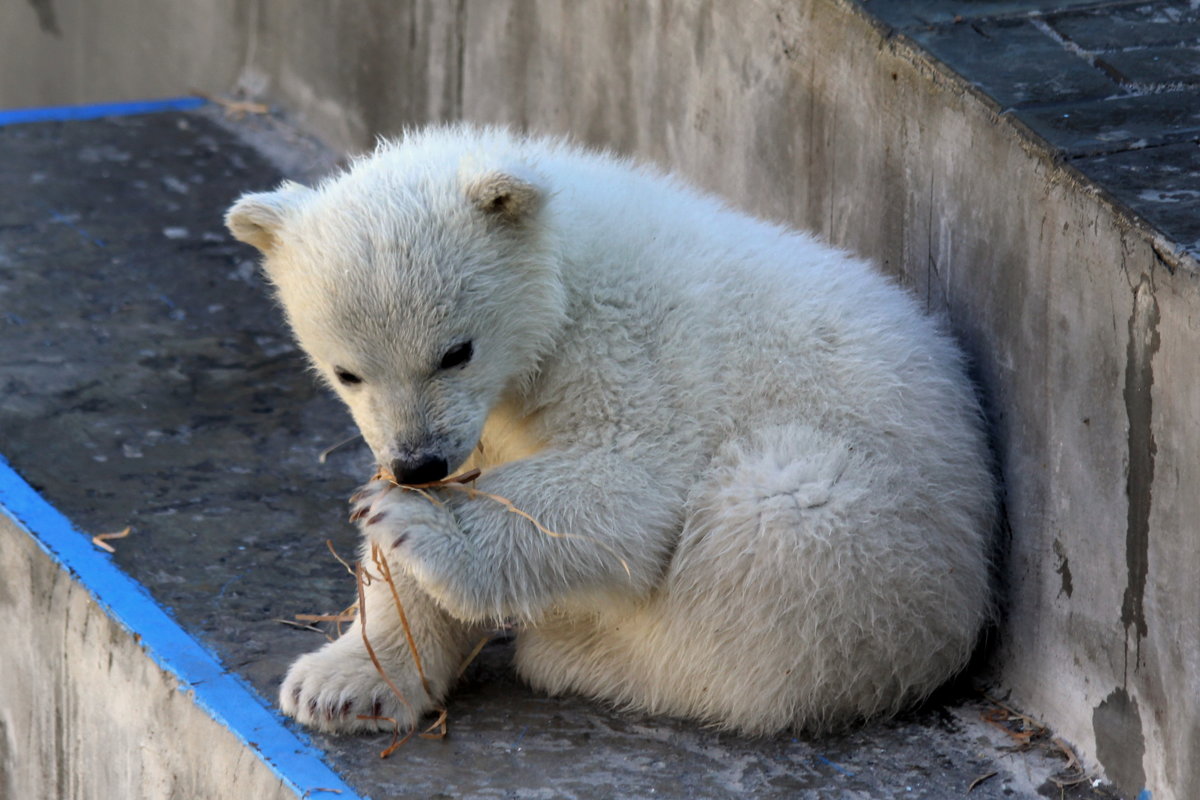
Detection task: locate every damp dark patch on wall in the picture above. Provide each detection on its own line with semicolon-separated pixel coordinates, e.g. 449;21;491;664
1093;687;1147;798
1121;275;1158;667
25;0;61;37
1052;538;1073;599
0;714;12;800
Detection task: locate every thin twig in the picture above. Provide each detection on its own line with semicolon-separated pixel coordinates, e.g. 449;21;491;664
318;432;364;464
355;714;406;758
383;467;481;488
369;543;450;740
92;526;131;553
295;612;358;623
386;472;634;580
456;634;494;679
420;706;448;740
333;601;357;638
1048;737;1089;787
191;89;270;117
355;561;416;758
272;618;326;634
371;544;433;699
326;539;357;578
967;771;998;793
983;695;1043;730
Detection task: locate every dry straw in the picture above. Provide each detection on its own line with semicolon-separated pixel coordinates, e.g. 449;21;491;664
91;526;131;553
383;467;631;577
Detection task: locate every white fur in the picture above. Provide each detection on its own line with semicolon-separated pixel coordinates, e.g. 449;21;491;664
227;125;994;736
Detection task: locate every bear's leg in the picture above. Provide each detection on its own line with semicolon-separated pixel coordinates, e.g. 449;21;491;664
279;537;484;734
367;448;685;623
517;423;988;734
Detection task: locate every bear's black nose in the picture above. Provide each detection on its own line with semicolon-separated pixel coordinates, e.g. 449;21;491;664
390;456;449;485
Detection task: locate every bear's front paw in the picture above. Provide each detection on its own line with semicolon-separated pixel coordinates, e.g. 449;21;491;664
350;479;464;575
279;637;433;734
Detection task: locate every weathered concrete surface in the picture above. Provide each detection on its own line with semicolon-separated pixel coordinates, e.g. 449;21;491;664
0;511;300;800
3;1;1200;798
0;0;245;111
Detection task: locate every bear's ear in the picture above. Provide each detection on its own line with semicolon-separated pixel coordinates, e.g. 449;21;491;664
225;182;309;253
464;172;542;226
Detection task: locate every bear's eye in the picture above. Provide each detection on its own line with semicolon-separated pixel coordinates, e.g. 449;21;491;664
334;367;362;386
439;341;473;370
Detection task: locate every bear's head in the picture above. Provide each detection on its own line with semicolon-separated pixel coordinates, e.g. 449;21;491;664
226;143;567;483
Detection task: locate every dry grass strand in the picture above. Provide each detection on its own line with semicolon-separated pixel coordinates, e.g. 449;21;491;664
273;618;325;634
326;538;357;578
375;467;632;579
355;561;417;757
456;634;494;680
295;612;357;623
370;543;434;699
92;526;131;553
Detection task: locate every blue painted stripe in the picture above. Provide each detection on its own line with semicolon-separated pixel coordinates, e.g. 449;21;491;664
0;96;207;127
0;455;364;800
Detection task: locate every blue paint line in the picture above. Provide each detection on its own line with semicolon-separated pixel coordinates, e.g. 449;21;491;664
815;754;855;777
44;205;106;248
0;455;365;800
1138;790;1152;800
0;96;206;127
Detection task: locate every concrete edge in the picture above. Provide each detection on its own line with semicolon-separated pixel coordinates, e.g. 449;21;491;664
0;453;363;798
842;0;1200;277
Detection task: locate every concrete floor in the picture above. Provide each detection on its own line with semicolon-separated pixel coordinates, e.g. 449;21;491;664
0;106;1130;799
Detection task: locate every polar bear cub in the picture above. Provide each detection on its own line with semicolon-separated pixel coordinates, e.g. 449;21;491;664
226;125;994;736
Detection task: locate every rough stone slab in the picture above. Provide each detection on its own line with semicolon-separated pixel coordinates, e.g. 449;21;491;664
1073;141;1200;255
859;0;1103;28
1046;1;1200;50
1096;45;1200;89
904;18;1119;108
1016;88;1200;155
0;108;1120;799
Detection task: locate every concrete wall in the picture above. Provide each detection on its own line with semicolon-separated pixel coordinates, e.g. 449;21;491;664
0;1;246;110
0;514;301;800
4;2;1198;798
